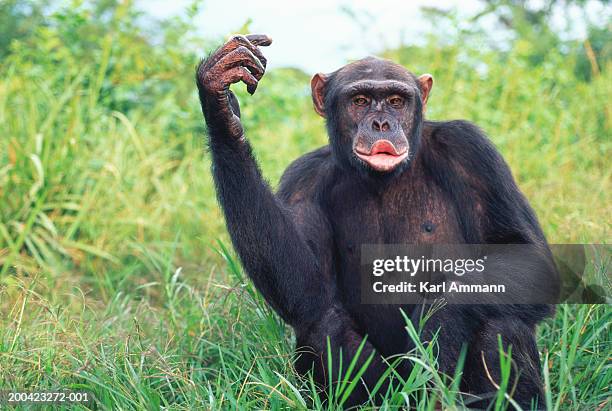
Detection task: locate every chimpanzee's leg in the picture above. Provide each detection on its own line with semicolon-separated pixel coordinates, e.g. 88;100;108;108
294;306;407;408
461;318;545;409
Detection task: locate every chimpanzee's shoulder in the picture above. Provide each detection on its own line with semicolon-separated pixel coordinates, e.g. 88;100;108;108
277;145;334;205
423;120;504;166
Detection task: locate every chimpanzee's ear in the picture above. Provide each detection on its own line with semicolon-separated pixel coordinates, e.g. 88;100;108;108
417;74;433;114
311;73;328;118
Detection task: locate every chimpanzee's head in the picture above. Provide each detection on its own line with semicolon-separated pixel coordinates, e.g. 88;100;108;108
311;57;433;179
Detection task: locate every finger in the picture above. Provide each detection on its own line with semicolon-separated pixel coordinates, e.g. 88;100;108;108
205;35;247;67
210;35;268;70
245;41;268;69
226;35;268;68
225;66;259;94
245;34;272;47
216;47;265;79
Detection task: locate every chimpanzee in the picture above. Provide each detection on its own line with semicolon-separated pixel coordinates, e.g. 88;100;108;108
196;34;555;409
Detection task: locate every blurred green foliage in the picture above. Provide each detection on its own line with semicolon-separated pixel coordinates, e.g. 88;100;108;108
0;0;610;409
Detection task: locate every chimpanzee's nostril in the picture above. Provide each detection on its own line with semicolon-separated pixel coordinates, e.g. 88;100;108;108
372;120;390;131
372;119;390;132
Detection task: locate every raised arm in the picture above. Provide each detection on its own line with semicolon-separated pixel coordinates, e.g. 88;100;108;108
195;35;330;327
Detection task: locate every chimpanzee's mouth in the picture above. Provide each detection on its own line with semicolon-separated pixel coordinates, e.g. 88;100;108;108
354;140;408;172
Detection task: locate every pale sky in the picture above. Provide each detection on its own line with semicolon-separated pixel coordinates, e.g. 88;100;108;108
139;0;608;73
141;0;481;72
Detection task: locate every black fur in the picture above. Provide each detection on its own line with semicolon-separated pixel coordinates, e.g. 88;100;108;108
197;55;554;409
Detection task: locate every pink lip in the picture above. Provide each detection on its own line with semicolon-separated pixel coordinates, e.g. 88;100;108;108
354;140;408;172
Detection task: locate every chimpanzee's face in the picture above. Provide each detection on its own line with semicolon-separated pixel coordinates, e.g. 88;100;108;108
340;77;419;173
311;57;432;178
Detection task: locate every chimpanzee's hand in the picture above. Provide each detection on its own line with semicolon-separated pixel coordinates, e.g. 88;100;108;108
196;34;272;139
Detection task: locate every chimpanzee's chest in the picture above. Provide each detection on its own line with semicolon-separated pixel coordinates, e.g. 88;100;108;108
327;174;466;354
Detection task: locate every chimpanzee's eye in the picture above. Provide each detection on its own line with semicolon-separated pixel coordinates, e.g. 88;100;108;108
388;95;405;108
353;95;370;106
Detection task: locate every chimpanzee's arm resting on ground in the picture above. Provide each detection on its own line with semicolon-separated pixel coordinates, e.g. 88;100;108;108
422;121;556;407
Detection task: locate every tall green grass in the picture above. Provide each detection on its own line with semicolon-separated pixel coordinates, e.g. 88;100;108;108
0;3;610;410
